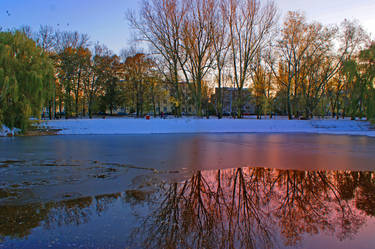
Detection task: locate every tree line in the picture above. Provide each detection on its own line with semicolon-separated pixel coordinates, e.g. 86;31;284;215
33;26;172;120
129;0;375;120
1;26;172;130
1;0;375;131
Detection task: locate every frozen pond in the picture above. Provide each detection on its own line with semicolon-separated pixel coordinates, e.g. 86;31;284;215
1;134;375;248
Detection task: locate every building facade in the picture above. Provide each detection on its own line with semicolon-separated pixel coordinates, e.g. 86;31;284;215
212;87;255;115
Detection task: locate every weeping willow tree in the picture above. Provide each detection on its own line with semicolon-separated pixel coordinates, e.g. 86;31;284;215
0;31;55;131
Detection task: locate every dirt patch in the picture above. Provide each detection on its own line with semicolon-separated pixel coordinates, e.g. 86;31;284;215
0;189;17;199
21;128;61;136
125;189;150;202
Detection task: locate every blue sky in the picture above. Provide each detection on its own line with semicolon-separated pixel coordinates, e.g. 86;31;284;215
1;0;374;54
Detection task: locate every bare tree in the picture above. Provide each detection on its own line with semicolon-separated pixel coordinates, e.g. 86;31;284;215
54;31;89;52
179;0;217;116
251;51;275;119
20;25;33;39
212;0;230;118
270;12;319;119
36;25;56;53
128;0;189;116
224;0;278;118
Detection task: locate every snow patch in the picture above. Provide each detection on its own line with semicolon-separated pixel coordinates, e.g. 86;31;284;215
44;118;375;137
0;125;21;137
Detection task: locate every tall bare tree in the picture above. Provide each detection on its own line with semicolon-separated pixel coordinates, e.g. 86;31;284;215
36;25;56;53
211;0;230;118
128;0;188;116
224;0;277;118
270;11;310;119
179;0;217;116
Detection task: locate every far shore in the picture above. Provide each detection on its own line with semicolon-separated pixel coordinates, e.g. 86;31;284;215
34;116;375;137
2;116;374;137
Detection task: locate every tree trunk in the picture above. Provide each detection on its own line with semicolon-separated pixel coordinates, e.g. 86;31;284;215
48;100;53;120
237;88;243;119
196;81;202;117
65;85;71;119
217;72;223;119
75;71;81;117
287;85;292;120
174;67;182;117
152;92;156;118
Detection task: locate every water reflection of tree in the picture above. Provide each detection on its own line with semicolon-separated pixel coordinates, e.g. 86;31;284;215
43;197;93;228
134;168;274;249
0;194;121;240
0;204;48;239
272;170;364;244
134;168;373;249
355;172;375;217
1;168;375;248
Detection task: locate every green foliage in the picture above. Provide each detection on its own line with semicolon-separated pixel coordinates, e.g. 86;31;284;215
366;89;375;121
100;77;121;114
360;44;375;120
0;31;55;130
341;44;375;120
56;46;92;118
97;55;122;115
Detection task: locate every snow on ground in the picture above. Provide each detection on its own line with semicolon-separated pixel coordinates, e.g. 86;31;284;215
0;125;21;137
42;117;375;137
